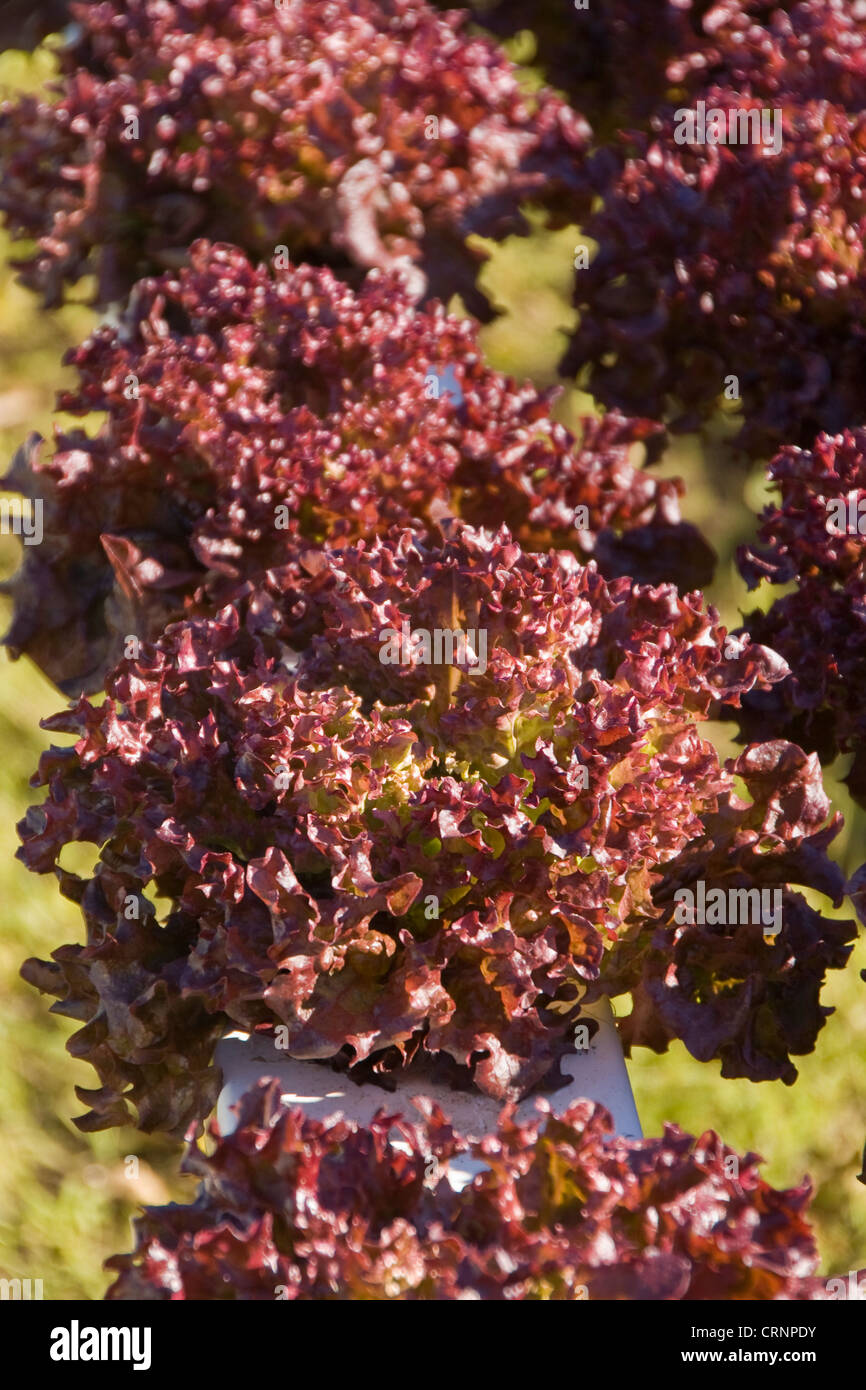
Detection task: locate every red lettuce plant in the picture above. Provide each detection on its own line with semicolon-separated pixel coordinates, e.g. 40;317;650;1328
4;0;865;1302
104;1080;830;1301
563;1;866;455
18;524;854;1134
2;239;712;697
0;0;589;315
435;3;830;132
734;429;866;804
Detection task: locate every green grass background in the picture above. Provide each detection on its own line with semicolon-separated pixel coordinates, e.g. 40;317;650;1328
0;42;863;1299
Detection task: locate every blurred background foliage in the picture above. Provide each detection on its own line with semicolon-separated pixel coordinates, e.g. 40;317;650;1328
0;36;862;1299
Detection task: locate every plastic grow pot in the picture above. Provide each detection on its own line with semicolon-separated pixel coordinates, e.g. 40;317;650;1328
214;999;641;1192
